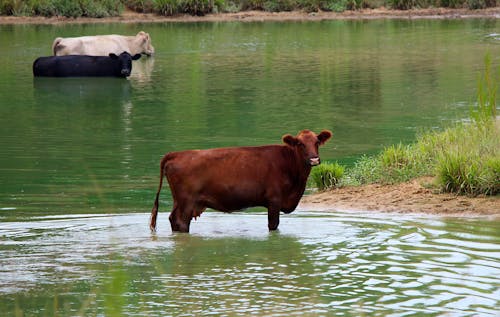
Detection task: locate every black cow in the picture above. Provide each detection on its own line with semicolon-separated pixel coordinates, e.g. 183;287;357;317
33;52;141;78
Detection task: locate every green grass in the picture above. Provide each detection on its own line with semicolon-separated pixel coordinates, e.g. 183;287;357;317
433;121;499;195
1;0;498;16
322;116;499;196
310;162;345;190
0;0;123;17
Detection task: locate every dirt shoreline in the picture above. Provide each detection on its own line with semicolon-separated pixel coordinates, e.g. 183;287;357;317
1;7;499;24
299;177;500;217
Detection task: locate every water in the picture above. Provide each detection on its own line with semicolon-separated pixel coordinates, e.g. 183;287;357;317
0;20;499;216
0;19;499;316
1;212;499;316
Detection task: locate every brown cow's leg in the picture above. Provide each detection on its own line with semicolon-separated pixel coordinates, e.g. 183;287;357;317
169;203;192;233
267;206;280;231
168;203;180;231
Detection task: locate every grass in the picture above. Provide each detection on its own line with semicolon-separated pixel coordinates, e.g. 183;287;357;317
312;57;499;196
0;0;123;17
0;0;498;16
315;116;499;196
310;162;345;190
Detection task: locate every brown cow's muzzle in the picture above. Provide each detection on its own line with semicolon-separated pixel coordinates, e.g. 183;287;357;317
309;157;321;166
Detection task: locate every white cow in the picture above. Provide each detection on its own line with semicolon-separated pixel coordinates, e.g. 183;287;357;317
52;31;155;56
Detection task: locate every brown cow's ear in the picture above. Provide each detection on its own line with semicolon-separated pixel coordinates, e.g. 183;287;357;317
283;134;298;147
317;130;332;145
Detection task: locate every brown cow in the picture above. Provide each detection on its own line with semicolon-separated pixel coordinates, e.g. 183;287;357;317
150;129;332;233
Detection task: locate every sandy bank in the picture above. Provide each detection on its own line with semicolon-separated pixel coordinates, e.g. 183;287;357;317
299;177;500;217
0;7;499;25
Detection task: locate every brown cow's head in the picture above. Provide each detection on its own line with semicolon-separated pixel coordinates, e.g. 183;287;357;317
282;129;332;166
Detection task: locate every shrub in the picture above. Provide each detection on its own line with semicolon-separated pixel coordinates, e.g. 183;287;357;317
386;0;435;9
380;143;410;169
434;119;499;195
310;162;345;190
153;0;179;15
295;0;320;12
0;0;123;17
436;152;478;195
345;155;382;185
263;0;296;11
386;0;417;9
324;0;350;12
435;150;499;196
236;0;265;10
438;0;463;7
152;0;214;16
0;0;31;15
468;0;498;8
80;0;122;17
483;157;500;195
179;0;213;15
124;0;156;12
295;0;362;12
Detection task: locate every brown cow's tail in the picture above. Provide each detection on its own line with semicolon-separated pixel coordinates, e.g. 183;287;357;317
150;154;169;232
52;37;63;56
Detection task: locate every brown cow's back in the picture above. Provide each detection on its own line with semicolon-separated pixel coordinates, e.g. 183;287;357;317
164;145;303;212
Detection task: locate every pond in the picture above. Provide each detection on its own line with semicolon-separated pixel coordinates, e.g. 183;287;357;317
0;19;499;316
1;212;499;316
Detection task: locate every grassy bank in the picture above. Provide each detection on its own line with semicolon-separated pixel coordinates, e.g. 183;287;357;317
311;57;499;196
0;0;498;17
0;0;123;17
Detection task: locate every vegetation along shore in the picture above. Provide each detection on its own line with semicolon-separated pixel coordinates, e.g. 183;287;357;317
0;0;499;22
306;57;499;217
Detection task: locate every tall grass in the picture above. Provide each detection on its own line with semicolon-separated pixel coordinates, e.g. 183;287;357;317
338;118;499;196
310;162;345;190
1;0;497;16
0;0;123;17
472;55;497;124
434;56;498;195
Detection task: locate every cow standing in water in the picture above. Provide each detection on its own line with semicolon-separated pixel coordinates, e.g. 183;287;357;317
33;52;141;78
52;31;155;56
150;130;332;233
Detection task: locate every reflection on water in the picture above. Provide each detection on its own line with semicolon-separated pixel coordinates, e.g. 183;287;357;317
129;58;155;85
33;77;132;99
0;211;499;316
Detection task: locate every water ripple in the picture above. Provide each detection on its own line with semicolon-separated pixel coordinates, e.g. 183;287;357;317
0;212;499;316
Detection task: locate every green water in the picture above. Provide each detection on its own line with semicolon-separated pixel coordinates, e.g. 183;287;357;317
1;212;499;316
0;19;499;316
